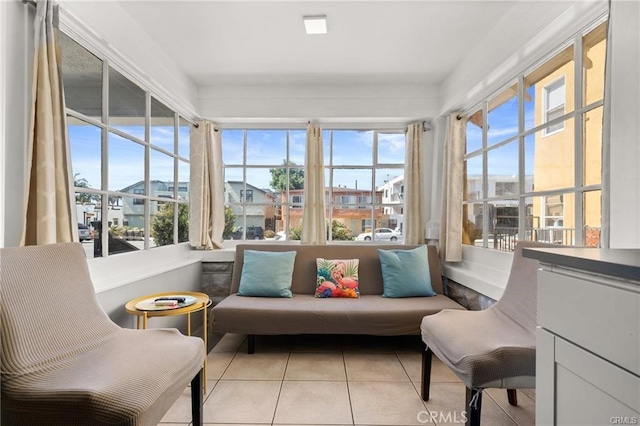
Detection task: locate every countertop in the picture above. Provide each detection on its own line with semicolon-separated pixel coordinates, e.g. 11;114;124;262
522;247;640;282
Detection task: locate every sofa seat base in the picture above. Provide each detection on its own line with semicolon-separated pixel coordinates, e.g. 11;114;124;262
212;293;465;336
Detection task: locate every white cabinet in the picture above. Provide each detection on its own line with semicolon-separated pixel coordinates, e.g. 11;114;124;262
524;248;640;426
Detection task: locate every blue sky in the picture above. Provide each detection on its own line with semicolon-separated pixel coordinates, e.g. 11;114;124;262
69;122;190;192
221;129;405;192
70;86;538;196
466;85;537;177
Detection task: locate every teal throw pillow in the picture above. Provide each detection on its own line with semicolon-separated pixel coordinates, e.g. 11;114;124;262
238;250;297;297
378;245;436;298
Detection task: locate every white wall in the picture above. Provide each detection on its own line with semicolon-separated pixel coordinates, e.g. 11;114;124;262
1;0;32;248
607;0;640;248
198;82;440;124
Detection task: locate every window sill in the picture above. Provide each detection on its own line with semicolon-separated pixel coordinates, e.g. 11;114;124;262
441;245;513;300
89;243;200;294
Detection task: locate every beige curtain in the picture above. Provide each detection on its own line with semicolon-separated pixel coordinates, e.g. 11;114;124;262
403;122;426;244
189;120;224;249
22;0;76;246
439;113;466;262
301;123;326;244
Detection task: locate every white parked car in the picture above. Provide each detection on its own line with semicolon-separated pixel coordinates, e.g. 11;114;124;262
355;227;402;241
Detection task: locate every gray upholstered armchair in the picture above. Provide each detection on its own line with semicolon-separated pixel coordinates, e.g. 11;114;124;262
420;241;552;426
0;242;205;425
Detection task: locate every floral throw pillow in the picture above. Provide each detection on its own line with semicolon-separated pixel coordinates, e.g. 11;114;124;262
315;258;360;298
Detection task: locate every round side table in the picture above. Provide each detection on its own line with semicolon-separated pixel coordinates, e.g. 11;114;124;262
125;291;212;391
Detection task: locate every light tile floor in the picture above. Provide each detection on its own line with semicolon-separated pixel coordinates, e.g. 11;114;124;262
159;334;535;426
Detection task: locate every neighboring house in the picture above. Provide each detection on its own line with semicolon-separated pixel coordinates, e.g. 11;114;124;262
377;174;404;232
225;181;276;230
119;180;189;228
284;187;384;238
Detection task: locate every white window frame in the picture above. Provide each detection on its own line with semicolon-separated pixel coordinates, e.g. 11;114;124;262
462;18;606;252
542;76;566;136
61;31;191;257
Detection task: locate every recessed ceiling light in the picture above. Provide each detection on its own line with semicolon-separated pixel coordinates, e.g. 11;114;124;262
303;15;327;35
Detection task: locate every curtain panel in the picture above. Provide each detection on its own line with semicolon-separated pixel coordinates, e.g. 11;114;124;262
301;123;326;244
189;121;224;249
403;122;427;245
22;0;76;246
439;114;466;262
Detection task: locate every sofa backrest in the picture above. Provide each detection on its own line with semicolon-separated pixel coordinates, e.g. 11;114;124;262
230;244;444;296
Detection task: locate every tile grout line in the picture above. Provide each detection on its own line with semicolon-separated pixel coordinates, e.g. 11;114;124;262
484;391;520;426
269;346;292;426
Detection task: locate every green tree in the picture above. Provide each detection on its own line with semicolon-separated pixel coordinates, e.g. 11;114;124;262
269;160;304;192
328;220;352;241
288;220;352;241
223;206;236;239
151;203;189;246
74;173;100;204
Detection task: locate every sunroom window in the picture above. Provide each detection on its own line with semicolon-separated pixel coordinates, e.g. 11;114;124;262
60;32;191;258
463;19;606;251
222;128;405;241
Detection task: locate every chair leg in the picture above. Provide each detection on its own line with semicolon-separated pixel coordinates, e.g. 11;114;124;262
247;334;255;354
465;387;482;426
507;389;518;406
421;345;433;401
191;368;203;426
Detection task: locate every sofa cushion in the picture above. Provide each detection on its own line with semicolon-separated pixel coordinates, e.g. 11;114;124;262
213;294;466;335
378;245;436;298
230;244;445;296
315;258;360;298
238;250;297;297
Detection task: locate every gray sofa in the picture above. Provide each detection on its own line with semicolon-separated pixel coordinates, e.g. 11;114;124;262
211;243;465;353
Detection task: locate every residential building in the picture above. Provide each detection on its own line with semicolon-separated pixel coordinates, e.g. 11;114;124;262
225;181;276;230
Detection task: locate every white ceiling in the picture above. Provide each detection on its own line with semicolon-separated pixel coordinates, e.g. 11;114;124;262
117;1;519;87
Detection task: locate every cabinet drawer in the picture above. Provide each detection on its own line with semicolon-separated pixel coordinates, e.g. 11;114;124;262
537;269;640;376
555;337;640;425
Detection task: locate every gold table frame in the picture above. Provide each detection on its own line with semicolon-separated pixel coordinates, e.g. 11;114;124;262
125;291;211;391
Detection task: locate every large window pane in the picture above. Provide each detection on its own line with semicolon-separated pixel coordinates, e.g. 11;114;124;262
488;83;518;146
527;193;575;245
331;169;372;205
178;160;190;201
109;195;146;255
462;202;483;247
487;141;519;197
289;130;306;165
584;190;601;247
59;32;102;120
221;129;244;165
246;130;286;165
376;168;404;206
150;97;175;151
488;200;519;251
584;106;603;186
377;132;405;164
109;133;144;192
323;130;332;165
332;130;373;166
109;67;146;139
524;45;574;132
150;202;188;247
525;118;575;192
466;110;483;153
464;155;483;201
150;148;174;194
583;21;607;106
178;117;190;159
69;116;102;190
